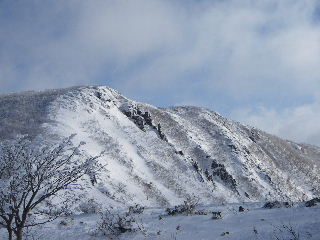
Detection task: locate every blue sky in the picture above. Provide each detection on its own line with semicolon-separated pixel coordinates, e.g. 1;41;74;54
1;0;320;145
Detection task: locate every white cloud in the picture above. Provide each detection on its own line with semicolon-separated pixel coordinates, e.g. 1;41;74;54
1;0;319;95
116;0;320;98
232;101;320;146
0;0;184;92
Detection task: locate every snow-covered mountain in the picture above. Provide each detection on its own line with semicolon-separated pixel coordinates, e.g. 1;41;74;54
0;85;319;208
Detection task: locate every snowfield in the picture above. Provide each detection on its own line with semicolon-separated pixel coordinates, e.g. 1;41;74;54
0;85;320;239
1;203;319;240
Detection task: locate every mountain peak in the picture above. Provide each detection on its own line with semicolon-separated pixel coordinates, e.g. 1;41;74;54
0;86;319;208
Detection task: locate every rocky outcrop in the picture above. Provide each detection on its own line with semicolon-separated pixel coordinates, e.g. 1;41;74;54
119;102;168;141
211;161;237;191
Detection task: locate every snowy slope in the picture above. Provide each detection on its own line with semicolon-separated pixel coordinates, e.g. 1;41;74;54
0;85;319;208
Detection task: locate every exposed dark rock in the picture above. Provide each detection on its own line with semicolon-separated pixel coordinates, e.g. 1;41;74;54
305;198;320;207
132;115;145;130
142;111;153;126
95;92;102;99
249;129;260;142
239;206;245;212
119;103;147;130
221;232;230;236
175;150;184;156
211;160;237;191
211;161;224;169
265;174;272;182
204;169;213;182
120;104;168;140
191;160;205;182
123;111;132;118
228;144;238;152
90;175;97;186
244;147;250;154
192;161;200;172
157;123;168;141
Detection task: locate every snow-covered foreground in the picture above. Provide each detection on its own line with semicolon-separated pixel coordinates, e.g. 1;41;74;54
2;203;318;240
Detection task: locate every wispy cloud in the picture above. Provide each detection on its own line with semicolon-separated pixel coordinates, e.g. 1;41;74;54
233;100;320;145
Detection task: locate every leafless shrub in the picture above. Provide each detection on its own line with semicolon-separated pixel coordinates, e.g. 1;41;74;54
95;207;145;238
128;204;144;215
263;201;292;209
78;199;101;214
211;211;222;220
166;196;199;216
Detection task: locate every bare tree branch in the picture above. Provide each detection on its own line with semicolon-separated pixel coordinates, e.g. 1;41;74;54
0;135;100;240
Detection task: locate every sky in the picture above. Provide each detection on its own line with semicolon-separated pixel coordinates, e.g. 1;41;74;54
0;0;320;146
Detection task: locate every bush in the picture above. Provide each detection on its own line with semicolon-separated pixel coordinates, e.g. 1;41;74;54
212;211;222;220
194;209;208;215
263;201;292;209
95;208;145;238
78;199;100;214
166;197;199;216
128;204;145;214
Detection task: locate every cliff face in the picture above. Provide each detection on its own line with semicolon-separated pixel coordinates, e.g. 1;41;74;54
1;85;319;207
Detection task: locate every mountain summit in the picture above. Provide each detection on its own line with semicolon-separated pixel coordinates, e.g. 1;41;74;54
0;85;319;207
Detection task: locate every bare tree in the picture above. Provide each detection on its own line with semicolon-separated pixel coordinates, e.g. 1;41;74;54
0;135;100;240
